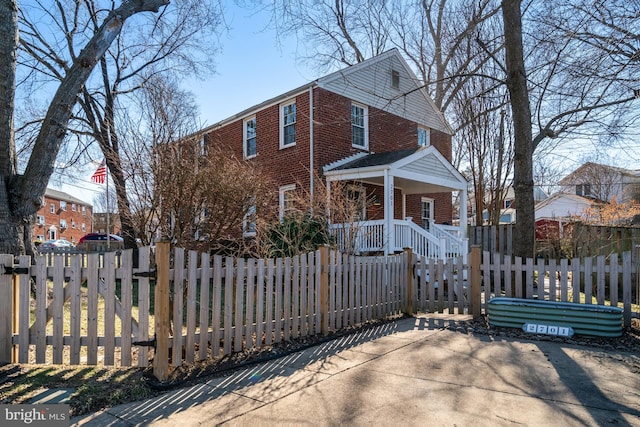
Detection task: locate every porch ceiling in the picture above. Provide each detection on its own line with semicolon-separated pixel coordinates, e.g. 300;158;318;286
323;145;468;193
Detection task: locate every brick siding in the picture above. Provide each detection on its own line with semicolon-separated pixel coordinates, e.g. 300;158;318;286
34;196;93;244
205;86;453;224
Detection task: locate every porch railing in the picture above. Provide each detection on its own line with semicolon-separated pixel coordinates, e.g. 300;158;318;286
330;219;468;260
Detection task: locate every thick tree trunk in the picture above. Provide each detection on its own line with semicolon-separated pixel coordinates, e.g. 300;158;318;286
502;0;535;259
0;0;168;255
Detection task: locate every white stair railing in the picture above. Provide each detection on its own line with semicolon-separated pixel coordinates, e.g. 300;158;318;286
330;219;467;260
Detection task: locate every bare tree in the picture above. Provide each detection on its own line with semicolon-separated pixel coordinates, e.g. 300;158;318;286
118;75;202;246
156;139;272;254
501;0;639;258
457;84;514;225
16;0;223;250
0;0;169;255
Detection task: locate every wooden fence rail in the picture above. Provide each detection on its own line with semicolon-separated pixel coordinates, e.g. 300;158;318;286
0;244;635;380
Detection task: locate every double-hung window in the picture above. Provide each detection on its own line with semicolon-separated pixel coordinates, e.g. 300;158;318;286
351;103;368;149
421;197;434;229
418;127;430;147
279;184;297;220
346;186;366;221
243;117;257;158
280;101;296;148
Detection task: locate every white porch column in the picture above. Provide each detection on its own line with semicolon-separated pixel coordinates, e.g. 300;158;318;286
384;169;394;255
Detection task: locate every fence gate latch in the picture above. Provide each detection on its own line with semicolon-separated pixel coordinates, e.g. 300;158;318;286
133;333;157;349
2;265;29;275
133;270;157;279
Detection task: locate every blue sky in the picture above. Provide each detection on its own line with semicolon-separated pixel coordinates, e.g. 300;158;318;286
188;4;317;126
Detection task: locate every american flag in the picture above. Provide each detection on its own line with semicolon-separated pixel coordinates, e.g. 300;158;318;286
91;159;107;184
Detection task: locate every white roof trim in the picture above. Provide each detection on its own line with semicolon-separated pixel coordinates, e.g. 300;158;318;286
324;146;468;191
323;152;369;172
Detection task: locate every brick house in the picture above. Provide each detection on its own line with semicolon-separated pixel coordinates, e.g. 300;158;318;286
200;49;468;258
34;188;93;245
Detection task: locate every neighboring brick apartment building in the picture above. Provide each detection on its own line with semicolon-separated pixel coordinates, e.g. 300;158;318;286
34;188;93;245
198;49;468;256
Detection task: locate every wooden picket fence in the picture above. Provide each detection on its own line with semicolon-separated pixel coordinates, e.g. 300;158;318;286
0;244;636;381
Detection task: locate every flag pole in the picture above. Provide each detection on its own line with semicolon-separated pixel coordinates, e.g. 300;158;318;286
106;162;110;250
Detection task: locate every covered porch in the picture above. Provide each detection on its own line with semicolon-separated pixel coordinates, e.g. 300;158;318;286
323;146;469;260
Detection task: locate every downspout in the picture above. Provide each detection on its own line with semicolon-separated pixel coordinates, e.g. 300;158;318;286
309;86;314;209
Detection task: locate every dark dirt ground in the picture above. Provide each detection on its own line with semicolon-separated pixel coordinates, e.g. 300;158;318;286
1;316;638;417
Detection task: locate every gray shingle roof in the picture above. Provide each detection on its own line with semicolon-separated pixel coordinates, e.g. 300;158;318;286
331;148;420;170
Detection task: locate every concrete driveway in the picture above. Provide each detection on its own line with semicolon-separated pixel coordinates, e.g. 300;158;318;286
72;314;640;426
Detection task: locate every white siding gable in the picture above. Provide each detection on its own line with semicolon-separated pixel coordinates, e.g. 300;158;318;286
535;193;594;220
317;49;452;135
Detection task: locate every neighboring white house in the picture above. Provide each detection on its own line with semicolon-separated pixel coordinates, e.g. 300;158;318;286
534;192;596;221
558;162;640;203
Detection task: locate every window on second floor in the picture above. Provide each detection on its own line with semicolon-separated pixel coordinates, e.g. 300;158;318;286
37;215;45;226
243;116;257;159
60;219;67;229
50;204;55;214
82;206;86;215
280;101;296;148
576;184;591;197
82;223;86;232
351;103;368;149
60;201;67;211
418;127;430;147
72;203;76;212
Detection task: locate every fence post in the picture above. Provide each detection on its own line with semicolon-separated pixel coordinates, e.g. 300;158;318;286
0;254;14;363
154;241;171;381
404;247;414;316
470;245;482;319
320;246;329;336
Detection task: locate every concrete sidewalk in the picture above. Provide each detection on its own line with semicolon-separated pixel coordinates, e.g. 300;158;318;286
72;314;640;426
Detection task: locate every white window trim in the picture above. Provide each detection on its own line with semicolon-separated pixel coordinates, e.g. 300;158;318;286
351;102;369;150
50;204;55;213
279;99;297;149
279;184;296;220
346;185;367;221
243;116;257;159
37;215;45;225
418;127;430;147
421;197;434;229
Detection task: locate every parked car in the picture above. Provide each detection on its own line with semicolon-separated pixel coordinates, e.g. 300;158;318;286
38;239;74;252
77;233;125;252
